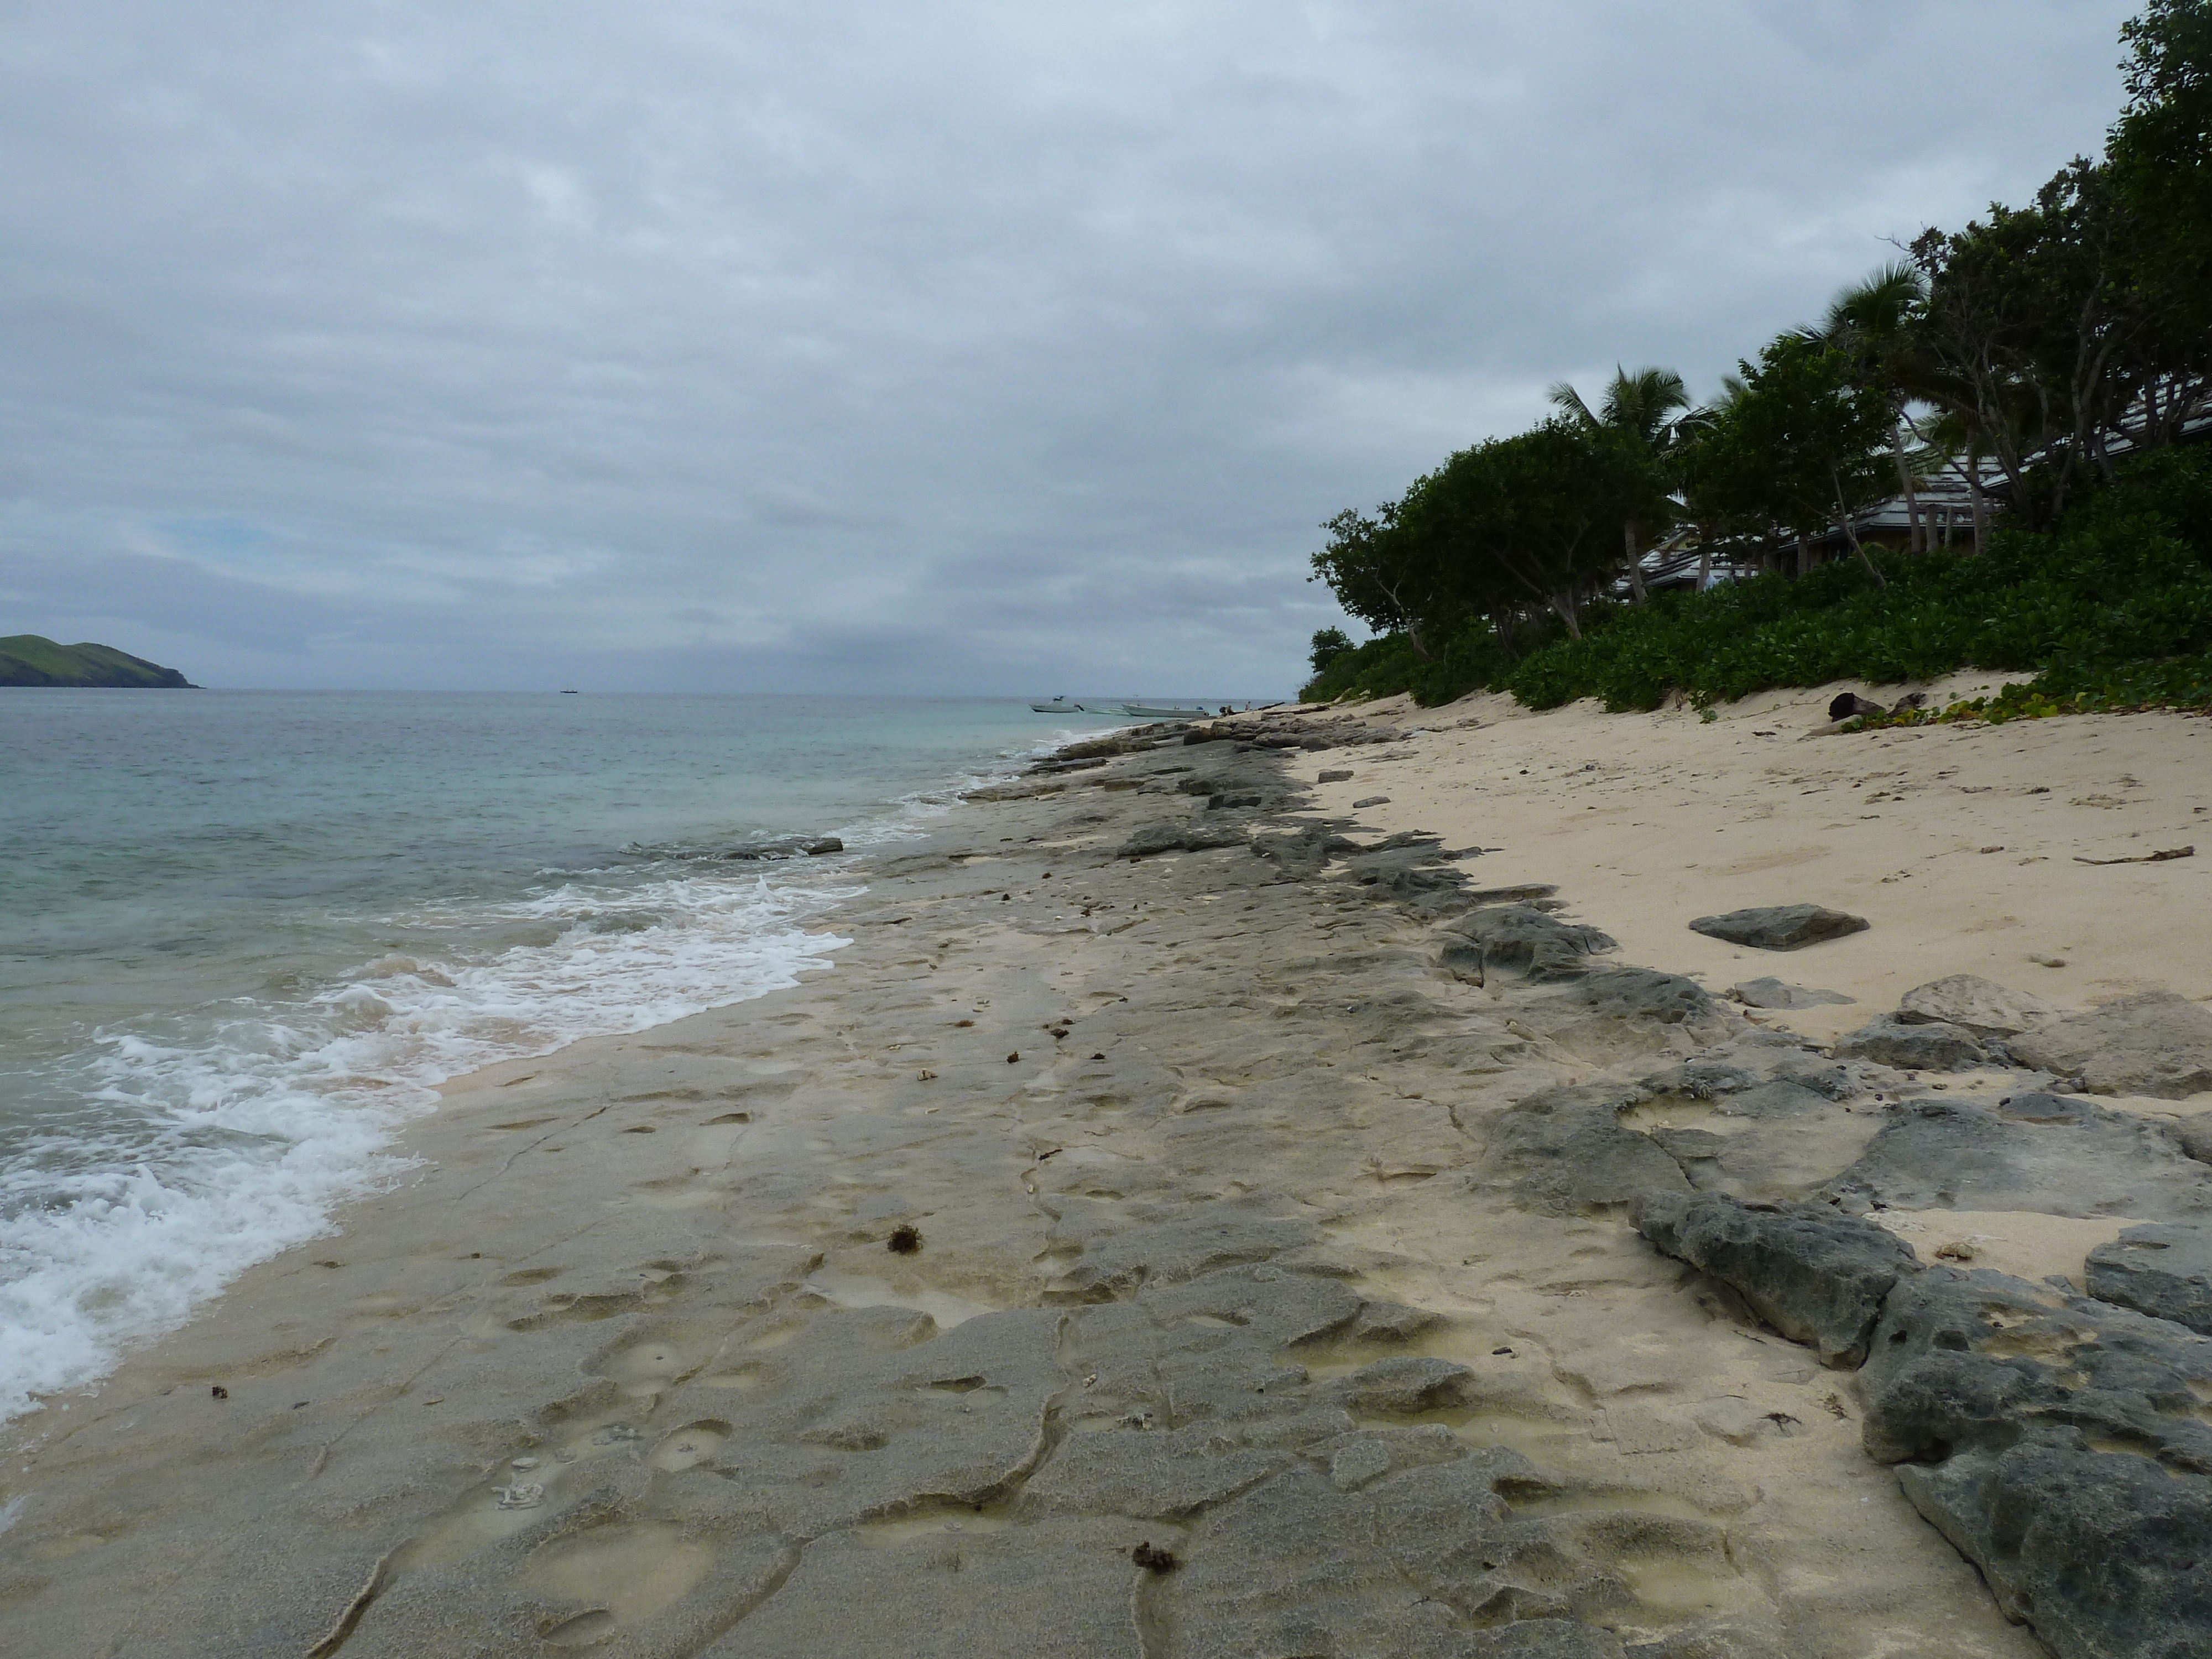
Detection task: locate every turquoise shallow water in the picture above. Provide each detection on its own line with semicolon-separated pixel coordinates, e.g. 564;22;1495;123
0;691;1121;1420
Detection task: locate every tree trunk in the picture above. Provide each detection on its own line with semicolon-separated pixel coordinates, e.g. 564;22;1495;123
1794;535;1811;580
1493;607;1519;660
1623;522;1648;604
1832;472;1887;589
1968;467;1989;556
1695;546;1713;592
1547;590;1583;641
1894;422;1921;554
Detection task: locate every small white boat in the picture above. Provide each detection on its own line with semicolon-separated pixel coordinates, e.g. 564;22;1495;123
1119;702;1214;720
1030;697;1085;714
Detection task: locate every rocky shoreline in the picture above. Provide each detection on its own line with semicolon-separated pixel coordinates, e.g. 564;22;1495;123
3;706;2208;1657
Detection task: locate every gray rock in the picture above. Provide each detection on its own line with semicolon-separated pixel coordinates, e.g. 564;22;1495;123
1352;794;1390;808
1317;768;1353;782
2087;1222;2212;1334
1569;968;1729;1032
1768;1057;1862;1100
1438;905;1618;983
720;834;846;858
1465;1623;1630;1657
1857;1266;2212;1659
1331;1355;1479;1415
1347;1298;1443;1343
1323;1425;1465;1491
1344;846;1465;899
1167;1460;1644;1659
1710;1079;1839;1121
697;1515;1141;1659
1483;1082;1691;1217
1462;883;1561;906
1687;905;1869;951
1896;973;2059;1037
1860;1267;2212;1472
1728;976;1856;1009
1634;1191;1921;1366
1638;1060;1760;1099
2007;990;2212;1099
1249;826;1357;878
1820;1094;2212;1220
1042;1203;1322;1301
1114;821;1251;859
1020;1423;1290;1519
1896;1443;2212;1659
1832;1015;1988;1071
1141;1263;1361;1347
1436;938;1487;985
1647;1078;1887;1206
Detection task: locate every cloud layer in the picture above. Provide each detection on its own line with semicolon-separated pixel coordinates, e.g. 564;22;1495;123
0;1;2137;692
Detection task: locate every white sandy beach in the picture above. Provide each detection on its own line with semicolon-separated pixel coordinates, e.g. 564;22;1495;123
2;688;2207;1659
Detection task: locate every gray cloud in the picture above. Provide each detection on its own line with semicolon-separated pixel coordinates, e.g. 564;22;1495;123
0;0;2138;692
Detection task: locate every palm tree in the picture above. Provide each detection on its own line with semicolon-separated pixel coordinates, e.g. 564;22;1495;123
1547;366;1691;602
1809;264;1944;551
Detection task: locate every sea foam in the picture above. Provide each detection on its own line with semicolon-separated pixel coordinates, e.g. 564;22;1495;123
0;865;852;1424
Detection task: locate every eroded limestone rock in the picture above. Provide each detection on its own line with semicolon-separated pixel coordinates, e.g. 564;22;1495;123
2086;1221;2212;1334
1633;1191;1920;1367
1896;973;2059;1038
2007;990;2212;1098
1820;1094;2212;1220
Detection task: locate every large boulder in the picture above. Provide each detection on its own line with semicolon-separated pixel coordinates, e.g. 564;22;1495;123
2007;990;2212;1099
1896;973;2059;1038
2087;1222;2212;1335
1633;1191;1921;1367
1687;904;1869;951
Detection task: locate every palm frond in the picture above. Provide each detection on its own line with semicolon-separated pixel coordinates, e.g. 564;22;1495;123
1547;380;1599;427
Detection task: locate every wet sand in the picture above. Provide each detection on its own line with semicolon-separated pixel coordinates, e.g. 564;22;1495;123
3;690;2205;1658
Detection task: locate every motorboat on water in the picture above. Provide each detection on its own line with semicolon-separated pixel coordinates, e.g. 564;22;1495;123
1119;702;1215;720
1029;696;1086;713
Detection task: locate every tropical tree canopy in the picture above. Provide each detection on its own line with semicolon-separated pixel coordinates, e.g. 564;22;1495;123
1307;0;2207;662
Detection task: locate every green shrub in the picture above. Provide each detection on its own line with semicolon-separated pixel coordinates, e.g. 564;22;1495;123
1302;446;2212;719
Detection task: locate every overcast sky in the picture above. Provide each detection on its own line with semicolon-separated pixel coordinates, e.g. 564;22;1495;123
0;1;2140;695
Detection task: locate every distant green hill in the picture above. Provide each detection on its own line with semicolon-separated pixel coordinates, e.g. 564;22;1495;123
0;635;198;688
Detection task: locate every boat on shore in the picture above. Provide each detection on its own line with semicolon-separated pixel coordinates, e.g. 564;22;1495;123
1029;697;1085;713
1119;701;1214;720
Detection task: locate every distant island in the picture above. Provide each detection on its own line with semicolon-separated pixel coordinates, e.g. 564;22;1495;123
0;635;198;688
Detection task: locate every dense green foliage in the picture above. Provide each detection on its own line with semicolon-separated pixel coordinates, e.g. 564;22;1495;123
1303;2;2211;705
1301;446;2212;715
0;634;197;688
1307;627;1354;674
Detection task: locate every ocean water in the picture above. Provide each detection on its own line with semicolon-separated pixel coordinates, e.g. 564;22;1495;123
0;691;1123;1423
